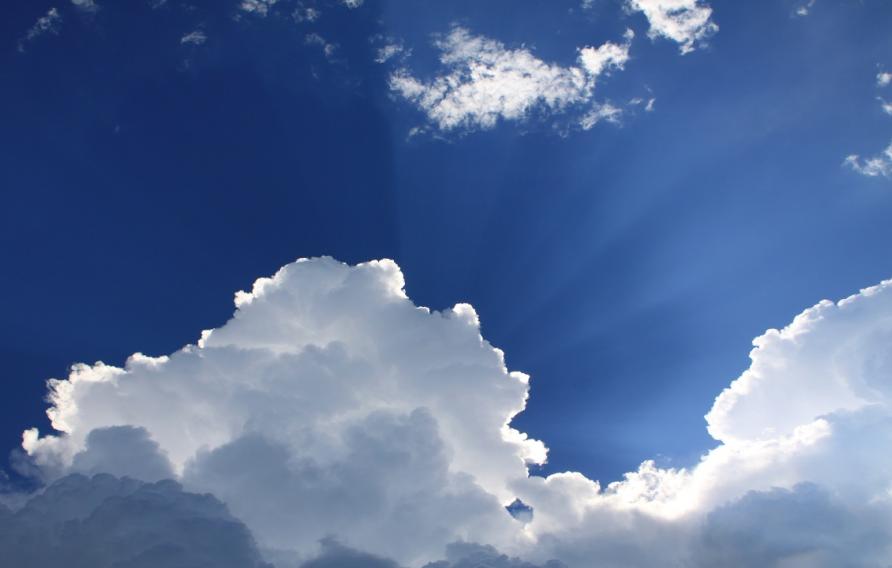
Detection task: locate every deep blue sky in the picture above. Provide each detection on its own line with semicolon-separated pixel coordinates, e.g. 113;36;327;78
2;0;892;486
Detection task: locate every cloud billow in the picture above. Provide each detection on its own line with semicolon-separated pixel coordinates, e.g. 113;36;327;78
13;257;892;567
0;473;272;568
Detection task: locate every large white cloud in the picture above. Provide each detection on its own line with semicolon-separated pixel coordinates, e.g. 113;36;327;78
22;258;540;565
625;0;718;54
17;257;892;567
389;27;632;132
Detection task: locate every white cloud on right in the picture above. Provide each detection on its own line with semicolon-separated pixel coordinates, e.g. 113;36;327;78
625;0;718;54
389;27;633;132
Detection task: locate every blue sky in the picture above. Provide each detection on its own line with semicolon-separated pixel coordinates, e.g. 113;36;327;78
3;0;892;485
3;3;892;565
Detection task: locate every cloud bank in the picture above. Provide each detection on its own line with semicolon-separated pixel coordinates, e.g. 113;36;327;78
15;257;892;567
389;27;633;133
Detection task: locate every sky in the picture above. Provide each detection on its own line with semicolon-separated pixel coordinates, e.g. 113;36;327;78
3;0;892;567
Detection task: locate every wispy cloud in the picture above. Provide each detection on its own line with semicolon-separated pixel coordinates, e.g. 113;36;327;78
846;71;892;179
794;0;816;17
579;102;623;129
845;143;892;178
180;30;207;46
71;0;99;13
17;8;62;53
239;0;278;17
293;3;320;23
375;41;405;64
305;32;338;59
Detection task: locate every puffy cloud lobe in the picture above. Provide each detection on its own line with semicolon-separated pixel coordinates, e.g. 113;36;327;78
19;257;892;567
0;473;271;568
706;282;892;444
389;27;632;132
70;426;174;482
626;0;718;54
181;409;516;562
180;30;208;46
697;483;892;566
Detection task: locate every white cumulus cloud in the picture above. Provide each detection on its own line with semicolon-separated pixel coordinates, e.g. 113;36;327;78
389;27;633;133
626;0;718;54
22;258;541;566
16;257;892;567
